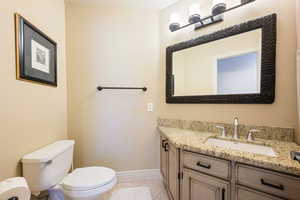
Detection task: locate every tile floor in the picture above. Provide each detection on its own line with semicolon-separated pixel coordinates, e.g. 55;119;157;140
101;179;169;200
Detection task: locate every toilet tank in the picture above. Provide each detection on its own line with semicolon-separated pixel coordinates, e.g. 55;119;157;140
22;140;75;194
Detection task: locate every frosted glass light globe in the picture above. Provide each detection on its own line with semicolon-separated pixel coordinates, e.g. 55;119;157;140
188;4;201;23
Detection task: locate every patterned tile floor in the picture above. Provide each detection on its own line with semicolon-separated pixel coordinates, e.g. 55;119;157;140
101;179;169;200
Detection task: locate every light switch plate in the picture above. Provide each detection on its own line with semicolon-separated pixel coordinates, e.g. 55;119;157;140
147;103;154;112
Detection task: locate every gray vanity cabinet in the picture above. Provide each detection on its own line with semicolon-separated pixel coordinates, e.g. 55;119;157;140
160;138;300;200
160;137;180;200
182;168;230;200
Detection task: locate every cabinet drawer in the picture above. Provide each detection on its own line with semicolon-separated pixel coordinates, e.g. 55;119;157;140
236;164;300;200
237;186;284;200
183;151;230;180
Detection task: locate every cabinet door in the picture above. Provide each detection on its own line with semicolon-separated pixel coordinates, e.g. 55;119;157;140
182;168;230;200
236;186;284;200
167;143;179;200
160;137;168;186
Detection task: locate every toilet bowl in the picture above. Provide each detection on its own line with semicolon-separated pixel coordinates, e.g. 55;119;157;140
21;140;117;200
62;177;117;200
61;167;117;200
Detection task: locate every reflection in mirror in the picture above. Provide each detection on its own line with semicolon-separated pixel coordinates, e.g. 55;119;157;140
173;29;262;97
217;51;260;95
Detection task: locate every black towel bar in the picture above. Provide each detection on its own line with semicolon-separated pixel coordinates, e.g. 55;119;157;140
97;86;147;92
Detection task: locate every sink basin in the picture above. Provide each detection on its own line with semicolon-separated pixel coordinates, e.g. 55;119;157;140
205;138;276;157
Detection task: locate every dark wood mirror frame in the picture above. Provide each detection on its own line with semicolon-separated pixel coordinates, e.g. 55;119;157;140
166;14;277;104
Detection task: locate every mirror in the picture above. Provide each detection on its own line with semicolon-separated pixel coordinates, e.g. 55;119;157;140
166;14;276;104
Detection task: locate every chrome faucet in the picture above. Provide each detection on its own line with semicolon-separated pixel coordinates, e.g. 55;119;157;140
233;117;239;140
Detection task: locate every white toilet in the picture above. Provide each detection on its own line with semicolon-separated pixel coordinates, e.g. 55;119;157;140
21;140;116;200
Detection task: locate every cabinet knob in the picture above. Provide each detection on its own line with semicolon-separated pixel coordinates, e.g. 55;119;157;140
162;139;167;148
164;143;169;152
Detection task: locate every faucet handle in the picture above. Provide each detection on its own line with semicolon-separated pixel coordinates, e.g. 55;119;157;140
249;129;260;133
216;126;226;138
234;117;239;125
247;129;260;142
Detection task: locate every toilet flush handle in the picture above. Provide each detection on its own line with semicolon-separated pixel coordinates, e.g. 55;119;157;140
45;160;52;165
8;197;18;200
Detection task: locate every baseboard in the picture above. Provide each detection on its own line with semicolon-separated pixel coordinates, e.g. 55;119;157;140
116;169;162;183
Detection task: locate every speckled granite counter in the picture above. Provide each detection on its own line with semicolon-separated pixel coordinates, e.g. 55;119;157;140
158;126;300;176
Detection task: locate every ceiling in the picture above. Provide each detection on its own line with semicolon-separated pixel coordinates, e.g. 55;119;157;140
65;0;180;10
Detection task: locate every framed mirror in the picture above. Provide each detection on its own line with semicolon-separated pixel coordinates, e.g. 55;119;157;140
166;14;276;104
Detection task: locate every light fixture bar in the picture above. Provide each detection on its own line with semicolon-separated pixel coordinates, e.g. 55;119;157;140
170;0;255;32
194;15;224;30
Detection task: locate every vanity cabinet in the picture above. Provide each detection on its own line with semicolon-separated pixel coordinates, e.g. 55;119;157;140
160;137;179;200
160;140;300;200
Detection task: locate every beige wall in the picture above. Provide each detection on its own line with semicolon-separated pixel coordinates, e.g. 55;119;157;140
159;0;299;142
0;0;67;181
66;3;160;171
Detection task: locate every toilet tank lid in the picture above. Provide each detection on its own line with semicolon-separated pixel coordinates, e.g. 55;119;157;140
22;140;75;164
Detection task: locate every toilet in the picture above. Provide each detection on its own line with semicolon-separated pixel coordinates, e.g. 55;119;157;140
21;140;116;200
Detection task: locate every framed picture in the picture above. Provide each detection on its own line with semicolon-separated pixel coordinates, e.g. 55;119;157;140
15;13;57;86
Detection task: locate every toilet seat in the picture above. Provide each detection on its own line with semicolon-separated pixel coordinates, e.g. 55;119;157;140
62;167;116;191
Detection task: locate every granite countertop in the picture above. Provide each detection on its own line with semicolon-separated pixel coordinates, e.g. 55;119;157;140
158;126;300;176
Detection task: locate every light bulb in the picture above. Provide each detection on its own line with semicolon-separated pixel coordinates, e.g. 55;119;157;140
169;13;181;32
213;0;225;5
212;0;226;15
189;4;200;17
188;4;201;24
169;13;180;24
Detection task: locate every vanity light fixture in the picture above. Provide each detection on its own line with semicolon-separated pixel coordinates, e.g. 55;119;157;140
168;0;256;32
